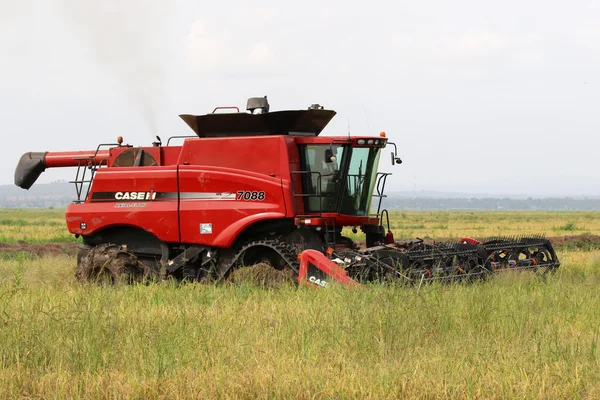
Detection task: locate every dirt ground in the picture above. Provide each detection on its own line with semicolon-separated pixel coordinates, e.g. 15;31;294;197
547;234;600;248
0;242;79;257
0;235;598;258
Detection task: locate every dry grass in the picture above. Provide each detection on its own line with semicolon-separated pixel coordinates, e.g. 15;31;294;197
0;251;599;398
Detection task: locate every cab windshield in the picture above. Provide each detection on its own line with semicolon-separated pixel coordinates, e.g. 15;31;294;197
297;144;381;215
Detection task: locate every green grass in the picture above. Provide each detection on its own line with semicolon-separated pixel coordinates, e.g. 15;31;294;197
554;222;579;232
0;218;63;226
0;252;599;398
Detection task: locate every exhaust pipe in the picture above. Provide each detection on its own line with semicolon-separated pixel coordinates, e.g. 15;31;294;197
14;150;109;190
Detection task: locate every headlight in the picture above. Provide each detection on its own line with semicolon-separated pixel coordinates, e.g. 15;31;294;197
367;139;374;145
357;139;366;145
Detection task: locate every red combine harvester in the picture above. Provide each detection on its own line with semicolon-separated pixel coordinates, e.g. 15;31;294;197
14;97;559;286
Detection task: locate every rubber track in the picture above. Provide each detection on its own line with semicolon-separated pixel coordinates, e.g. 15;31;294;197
218;239;300;281
76;243;152;282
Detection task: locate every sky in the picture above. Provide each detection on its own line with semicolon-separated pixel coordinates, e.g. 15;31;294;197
1;0;599;196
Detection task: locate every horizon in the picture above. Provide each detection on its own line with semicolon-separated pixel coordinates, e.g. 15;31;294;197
3;180;600;200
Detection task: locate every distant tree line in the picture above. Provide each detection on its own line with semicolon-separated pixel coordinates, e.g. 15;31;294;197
2;182;600;210
381;197;600;211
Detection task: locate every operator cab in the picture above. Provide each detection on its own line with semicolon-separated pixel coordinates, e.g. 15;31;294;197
295;137;389;218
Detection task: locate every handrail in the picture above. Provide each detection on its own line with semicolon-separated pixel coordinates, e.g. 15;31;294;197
373;172;391;216
212;106;240;113
291;171;326;217
166;135;196;146
69;158;109;203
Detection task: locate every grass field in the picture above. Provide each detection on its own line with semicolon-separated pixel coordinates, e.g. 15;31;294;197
0;210;599;398
2;208;600;244
348;211;600;241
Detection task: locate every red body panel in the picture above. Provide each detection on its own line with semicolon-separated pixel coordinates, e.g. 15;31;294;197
176;136;293;246
178;136;288;176
66;167;180;243
178;167;289;247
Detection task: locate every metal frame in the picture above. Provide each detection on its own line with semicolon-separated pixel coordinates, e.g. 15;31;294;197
373;172;391;216
291;171;325;217
69;143;116;203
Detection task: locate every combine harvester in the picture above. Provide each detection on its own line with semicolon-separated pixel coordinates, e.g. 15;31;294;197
14;97;559;287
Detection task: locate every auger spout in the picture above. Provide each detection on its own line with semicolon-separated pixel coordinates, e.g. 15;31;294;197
14;150;109;189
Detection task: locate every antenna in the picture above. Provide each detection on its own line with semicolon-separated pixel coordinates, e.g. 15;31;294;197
364;108;372;135
347;116;351;138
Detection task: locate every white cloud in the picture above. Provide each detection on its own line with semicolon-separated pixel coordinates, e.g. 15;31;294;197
246;42;272;65
185;19;228;69
186;21;273;70
239;7;277;24
444;31;510;56
185;7;279;72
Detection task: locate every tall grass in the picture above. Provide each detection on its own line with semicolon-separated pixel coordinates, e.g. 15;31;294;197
0;253;599;398
1;209;600;397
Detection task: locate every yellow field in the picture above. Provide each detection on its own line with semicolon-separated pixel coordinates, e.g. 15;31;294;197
372;211;600;239
0;209;75;243
0;209;599;398
1;209;599;244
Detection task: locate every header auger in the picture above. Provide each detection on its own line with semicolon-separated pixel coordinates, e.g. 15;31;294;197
14;96;559;287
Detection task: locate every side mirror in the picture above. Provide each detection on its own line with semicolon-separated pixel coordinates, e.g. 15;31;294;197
325;149;336;163
388;142;402;166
